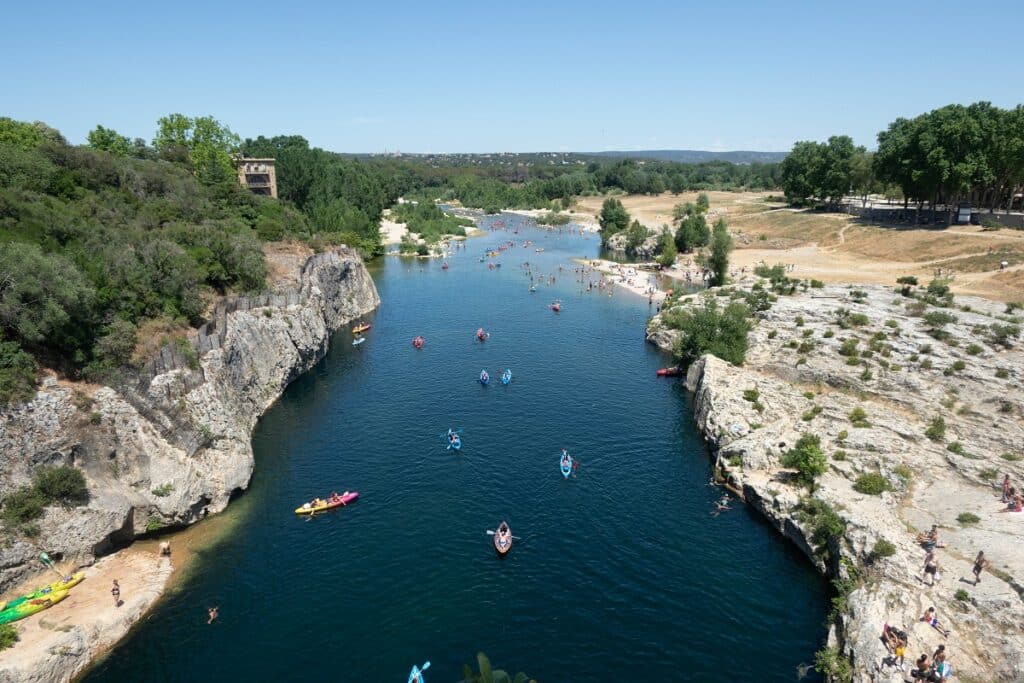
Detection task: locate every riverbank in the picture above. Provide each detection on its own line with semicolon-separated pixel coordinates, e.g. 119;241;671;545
648;281;1024;680
0;246;380;682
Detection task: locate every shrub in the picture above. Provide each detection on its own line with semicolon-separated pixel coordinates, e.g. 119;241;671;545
860;368;873;381
667;299;752;367
853;472;891;495
795;315;805;327
810;279;824;288
951;360;966;372
954;589;970;602
979;468;998;481
999;400;1014;414
145;517;164;533
823;329;834;338
742;389;759;402
798;341;815;354
923;311;957;328
894;464;912;482
956;512;980;526
947;442;965;455
838;339;859;357
727;454;743;467
884;319;898;328
786;339;799;349
836;429;848;443
925;416;946;442
782;434;828;487
987;323;1020;348
920;359;933;370
767;330;778;339
1001;452;1021;462
415;243;429;256
0;624;18;651
32;466;88;505
802;405;823;421
833;450;847;461
0;342;38;407
801;329;814;337
896;275;918;286
995;368;1009;379
151;483;174;497
1;486;46;525
869;539;896;562
966;343;983;356
848;407;870;428
919;344;933;354
803;391;815;400
797;498;846;559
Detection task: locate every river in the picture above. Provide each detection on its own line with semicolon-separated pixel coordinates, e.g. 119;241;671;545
84;213;827;682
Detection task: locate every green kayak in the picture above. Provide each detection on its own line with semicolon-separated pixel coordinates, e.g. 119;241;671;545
0;571;83;625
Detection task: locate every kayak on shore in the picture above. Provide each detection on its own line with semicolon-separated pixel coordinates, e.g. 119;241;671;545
294;491;359;515
0;571;84;624
0;585;73;625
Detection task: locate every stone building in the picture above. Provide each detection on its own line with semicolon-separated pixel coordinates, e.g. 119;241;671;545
235;157;278;198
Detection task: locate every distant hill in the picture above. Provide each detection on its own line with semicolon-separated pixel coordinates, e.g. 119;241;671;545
587;150;787;164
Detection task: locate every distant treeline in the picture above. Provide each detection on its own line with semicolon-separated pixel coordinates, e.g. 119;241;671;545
780;102;1024;218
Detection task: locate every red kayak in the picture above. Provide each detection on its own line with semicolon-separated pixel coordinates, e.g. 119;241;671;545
656;367;682;377
412;336;425;349
476;328;489;342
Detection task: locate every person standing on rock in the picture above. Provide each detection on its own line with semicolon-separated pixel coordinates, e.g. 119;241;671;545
972;551;990;585
922;549;940;586
1002;474;1012;503
111;579;121;607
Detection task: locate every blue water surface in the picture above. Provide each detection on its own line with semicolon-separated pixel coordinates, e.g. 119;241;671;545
84;214;826;682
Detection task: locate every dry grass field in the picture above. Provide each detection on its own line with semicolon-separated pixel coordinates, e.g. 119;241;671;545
573;192;1024;302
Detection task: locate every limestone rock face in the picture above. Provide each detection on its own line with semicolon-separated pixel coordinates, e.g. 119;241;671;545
654;282;1024;681
604;229;662;259
0;248;379;593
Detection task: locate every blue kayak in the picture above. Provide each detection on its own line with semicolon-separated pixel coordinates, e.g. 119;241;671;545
560;450;573;478
448;434;462;451
408;662;430;683
479;370;489;385
501;369;512;385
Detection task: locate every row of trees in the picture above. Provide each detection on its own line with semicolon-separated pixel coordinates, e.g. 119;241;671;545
780;102;1024;220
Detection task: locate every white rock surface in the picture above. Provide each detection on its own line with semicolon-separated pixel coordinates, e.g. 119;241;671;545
654;282;1024;681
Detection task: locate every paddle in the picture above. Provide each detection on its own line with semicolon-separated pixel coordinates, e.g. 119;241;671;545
39;552;65;579
485;530;522;540
409;661;431;683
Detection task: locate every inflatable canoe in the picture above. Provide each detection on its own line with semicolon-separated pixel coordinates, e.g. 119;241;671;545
493;521;512;556
560;451;573;479
352;323;371;335
294;491;359;515
0;588;71;625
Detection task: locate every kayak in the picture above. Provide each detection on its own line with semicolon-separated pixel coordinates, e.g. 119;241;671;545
0;571;84;617
448;434;462;451
352;337;365;346
550;302;561;312
560;450;573;479
408;664;428;683
352;323;371;335
656;367;682;377
294;491;359;515
479;370;489;385
475;328;489;342
501;369;512;385
441;262;449;270
493;520;512;556
412;336;425;349
0;589;70;626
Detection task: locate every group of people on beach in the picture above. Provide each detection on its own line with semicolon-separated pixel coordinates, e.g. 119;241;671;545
882;623;953;681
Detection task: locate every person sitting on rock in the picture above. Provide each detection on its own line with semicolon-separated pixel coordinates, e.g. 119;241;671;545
920;606;949;637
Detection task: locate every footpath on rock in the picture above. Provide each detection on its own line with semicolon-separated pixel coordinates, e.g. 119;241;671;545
648;277;1024;681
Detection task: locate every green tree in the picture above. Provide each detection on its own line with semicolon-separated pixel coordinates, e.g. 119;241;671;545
87;125;132;156
154;114;240;184
666;299;752;367
696;192;710;213
782;434;828;487
625;219;648;252
707;217;732;286
0;118;66;150
656;228;678;268
0;341;37;406
33;466;88;505
780;140;823;205
673;203;710;252
598;197;630;245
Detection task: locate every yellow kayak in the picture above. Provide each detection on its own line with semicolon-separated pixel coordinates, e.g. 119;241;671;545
0;571;84;612
352;324;371;335
0;588;71;625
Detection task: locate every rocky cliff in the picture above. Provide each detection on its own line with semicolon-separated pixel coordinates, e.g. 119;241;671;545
649;282;1024;681
0;246;379;593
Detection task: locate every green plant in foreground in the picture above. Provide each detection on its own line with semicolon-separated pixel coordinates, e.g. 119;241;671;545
32;466;88;505
956;512;980;526
1;487;46;525
742;389;759;402
814;645;852;682
461;652;535;683
853;472;891;495
0;624;18;651
954;589;970;602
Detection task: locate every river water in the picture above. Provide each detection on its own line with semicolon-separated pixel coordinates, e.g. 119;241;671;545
84;214;826;682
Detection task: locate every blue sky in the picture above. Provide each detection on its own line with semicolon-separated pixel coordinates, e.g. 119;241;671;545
2;0;1020;153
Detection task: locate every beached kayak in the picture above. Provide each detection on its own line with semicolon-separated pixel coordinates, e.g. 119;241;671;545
352;323;371;335
560;450;573;479
0;588;71;625
493;521;512;556
294;491;359;515
0;571;84;617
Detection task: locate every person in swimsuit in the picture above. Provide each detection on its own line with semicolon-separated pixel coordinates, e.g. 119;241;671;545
1003;474;1012;502
111;579;121;607
972;551;990;585
920;607;949;637
208;606;219;624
